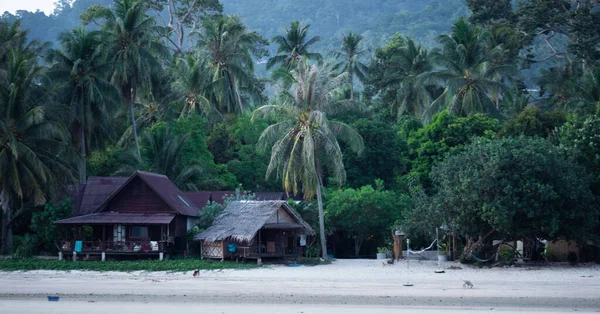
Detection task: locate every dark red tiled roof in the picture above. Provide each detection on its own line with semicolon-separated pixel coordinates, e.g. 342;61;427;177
77;177;128;215
183;191;212;209
254;192;285;201
95;171;200;217
209;191;235;204
55;212;175;225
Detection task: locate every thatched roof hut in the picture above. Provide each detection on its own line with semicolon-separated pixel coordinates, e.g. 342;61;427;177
195;200;314;243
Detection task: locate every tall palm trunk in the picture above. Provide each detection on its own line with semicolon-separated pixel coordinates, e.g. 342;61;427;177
0;191;13;255
129;100;141;159
349;67;354;100
123;84;141;159
316;182;328;260
79;116;87;185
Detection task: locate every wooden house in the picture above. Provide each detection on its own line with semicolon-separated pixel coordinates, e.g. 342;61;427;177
55;171;200;260
195;200;314;263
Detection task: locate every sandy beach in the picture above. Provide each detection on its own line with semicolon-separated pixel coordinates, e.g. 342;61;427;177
1;259;599;313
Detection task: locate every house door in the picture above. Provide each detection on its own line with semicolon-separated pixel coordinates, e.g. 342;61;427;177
113;224;125;242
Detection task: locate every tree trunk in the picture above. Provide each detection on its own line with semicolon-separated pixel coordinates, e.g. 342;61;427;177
79;124;87;185
316;183;328;260
461;229;496;261
349;68;354;100
129;100;141;159
354;236;363;257
0;192;13;255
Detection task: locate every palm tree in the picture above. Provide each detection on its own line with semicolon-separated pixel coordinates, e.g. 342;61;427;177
47;28;120;184
171;54;220;120
267;21;323;70
115;125;218;191
385;37;437;119
194;15;267;114
419;18;514;119
95;0;166;159
332;31;369;100
253;61;364;260
0;48;73;254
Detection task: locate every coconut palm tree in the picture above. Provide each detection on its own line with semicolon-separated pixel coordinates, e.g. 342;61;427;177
386;37;438;119
171;54;220;120
253;61;364;260
419;18;514;119
47;28;120;184
332;31;369;100
115;125;219;191
94;0;167;159
193;15;267;114
267;21;323;70
0;47;73;254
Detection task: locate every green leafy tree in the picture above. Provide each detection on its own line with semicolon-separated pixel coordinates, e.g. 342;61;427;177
207;114;278;191
326;181;405;256
466;0;513;26
254;61;364;260
31;197;74;253
556;115;600;193
267;21;322;70
343;119;407;189
0;46;73;254
501;106;566;138
402;111;499;191
194;15;268;114
332;31;368;100
428;137;600;257
47;28;120;184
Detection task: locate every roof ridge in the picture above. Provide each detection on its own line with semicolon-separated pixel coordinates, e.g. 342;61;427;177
136;170;168;177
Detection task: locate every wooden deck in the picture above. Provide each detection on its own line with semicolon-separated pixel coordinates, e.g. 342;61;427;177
235;246;303;259
60;241;167;255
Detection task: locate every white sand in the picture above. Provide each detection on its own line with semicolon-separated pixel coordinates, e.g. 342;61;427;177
1;259;599;313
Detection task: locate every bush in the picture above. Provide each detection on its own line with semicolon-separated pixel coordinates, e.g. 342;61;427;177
13;234;37;258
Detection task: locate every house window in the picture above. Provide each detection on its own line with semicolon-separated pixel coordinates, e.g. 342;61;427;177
113;225;125;242
130;226;148;238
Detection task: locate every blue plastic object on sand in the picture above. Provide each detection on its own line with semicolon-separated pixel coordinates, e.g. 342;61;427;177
47;296;60;302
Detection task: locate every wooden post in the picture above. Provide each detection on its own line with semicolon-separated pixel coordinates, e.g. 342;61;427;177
159;252;164;261
58;252;63;261
101;252;106;262
72;251;77;262
392;231;404;260
258;229;262;261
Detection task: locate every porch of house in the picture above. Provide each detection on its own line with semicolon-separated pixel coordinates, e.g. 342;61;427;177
58;223;175;261
201;227;306;263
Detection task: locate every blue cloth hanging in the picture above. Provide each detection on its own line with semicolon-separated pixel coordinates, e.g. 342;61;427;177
227;243;237;253
74;241;82;253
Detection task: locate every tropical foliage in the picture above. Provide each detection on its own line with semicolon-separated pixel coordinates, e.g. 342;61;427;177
2;0;600;261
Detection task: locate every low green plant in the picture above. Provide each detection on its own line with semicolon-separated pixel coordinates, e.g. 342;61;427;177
377;247;389;253
304;242;321;258
499;245;516;262
438;243;449;255
0;258;258;272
